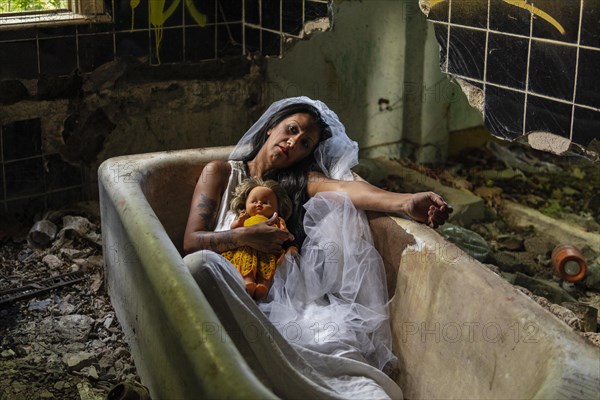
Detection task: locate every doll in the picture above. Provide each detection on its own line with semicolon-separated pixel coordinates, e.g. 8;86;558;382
221;178;296;300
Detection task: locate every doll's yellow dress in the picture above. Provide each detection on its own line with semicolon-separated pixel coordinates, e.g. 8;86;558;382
221;215;282;284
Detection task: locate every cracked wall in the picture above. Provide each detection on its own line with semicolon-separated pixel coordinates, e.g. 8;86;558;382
0;1;332;221
0;58;262;222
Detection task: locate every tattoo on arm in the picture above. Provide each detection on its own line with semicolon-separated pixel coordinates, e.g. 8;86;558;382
195;194;242;252
196;193;218;229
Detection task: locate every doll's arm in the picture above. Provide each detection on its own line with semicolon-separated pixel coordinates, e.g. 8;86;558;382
230;211;249;229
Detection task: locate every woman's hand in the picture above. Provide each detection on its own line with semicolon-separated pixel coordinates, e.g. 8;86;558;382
405;192;453;228
241;212;295;254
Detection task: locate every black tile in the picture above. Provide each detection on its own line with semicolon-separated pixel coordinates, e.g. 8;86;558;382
150;28;183;65
4;157;45;199
525;95;572;139
184;0;214;26
37;25;76;38
245;0;260;25
575;48;600;109
114;0;149;31
450;0;487;28
216;23;242;58
460;77;483;90
244;26;260;53
77;23;113;35
44;154;82;190
581;2;600;48
572;107;600;147
447;26;486;81
261;0;280;31
282;0;302;35
305;0;328;23
433;23;448;70
262;30;281;57
0;40;38;79
217;0;242;23
489;0;531;37
116;31;149;58
486;32;528;90
2;118;42;161
484;86;525;140
39;36;77;76
530;0;580;44
78;33;115;72
426;0;448;23
161;0;185;28
0;29;36;41
47;187;83;210
185;25;216;61
528;40;576;101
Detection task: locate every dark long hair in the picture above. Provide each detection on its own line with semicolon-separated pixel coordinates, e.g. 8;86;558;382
240;103;332;247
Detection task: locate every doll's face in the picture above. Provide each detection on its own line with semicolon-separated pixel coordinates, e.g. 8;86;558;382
245;186;278;218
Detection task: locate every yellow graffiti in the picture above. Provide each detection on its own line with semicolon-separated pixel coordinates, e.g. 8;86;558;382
428;0;566;35
428;0;447;9
502;0;565;35
131;0;207;64
130;0;140;31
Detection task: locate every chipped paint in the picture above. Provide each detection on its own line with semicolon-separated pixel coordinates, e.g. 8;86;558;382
456;78;484;114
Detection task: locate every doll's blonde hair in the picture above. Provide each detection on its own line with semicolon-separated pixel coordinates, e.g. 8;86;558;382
229;177;293;220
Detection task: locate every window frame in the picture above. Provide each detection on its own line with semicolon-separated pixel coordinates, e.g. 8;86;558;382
0;0;110;29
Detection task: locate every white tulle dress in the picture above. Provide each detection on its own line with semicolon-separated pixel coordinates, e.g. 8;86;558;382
188;97;402;399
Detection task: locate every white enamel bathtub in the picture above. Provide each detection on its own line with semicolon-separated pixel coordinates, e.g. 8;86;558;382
99;147;599;399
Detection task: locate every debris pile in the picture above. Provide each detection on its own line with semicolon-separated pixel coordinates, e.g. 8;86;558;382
0;204;140;400
377;140;600;346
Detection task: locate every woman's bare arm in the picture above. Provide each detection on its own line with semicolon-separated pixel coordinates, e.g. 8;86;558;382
183;160;237;254
183;160;293;255
307;171;452;228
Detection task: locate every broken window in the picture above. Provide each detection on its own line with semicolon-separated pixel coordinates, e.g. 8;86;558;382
0;0;108;27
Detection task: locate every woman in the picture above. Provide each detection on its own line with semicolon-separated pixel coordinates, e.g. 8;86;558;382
183;97;452;399
183;98;451;255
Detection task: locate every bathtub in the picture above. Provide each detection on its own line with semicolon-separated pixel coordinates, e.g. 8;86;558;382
99;147;599;399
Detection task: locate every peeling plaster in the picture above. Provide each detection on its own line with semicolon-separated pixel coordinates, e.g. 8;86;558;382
418;0;434;17
456;78;484;114
527;131;571;155
1;58;263;201
301;18;331;38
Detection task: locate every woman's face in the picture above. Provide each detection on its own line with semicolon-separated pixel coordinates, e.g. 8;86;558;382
245;186;278;218
264;113;321;169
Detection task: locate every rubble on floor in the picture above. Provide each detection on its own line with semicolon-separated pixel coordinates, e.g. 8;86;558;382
1;139;598;399
0;204;140;400
361;139;600;346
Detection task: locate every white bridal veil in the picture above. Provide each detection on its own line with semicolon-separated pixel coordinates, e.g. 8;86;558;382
229;96;359;181
186;97;402;399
